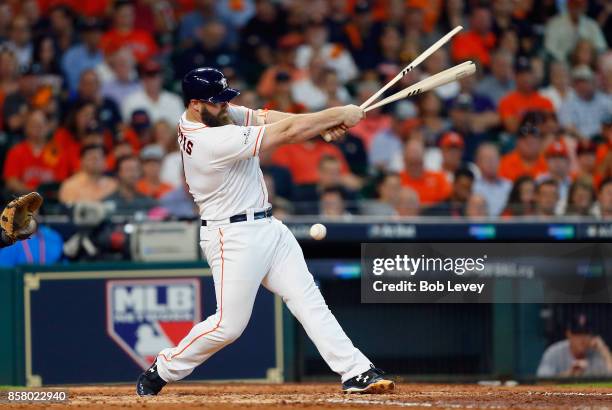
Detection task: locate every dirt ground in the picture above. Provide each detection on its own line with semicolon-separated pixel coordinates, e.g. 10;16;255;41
3;383;612;409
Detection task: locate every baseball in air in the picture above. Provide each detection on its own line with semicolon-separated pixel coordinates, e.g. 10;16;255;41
310;223;327;240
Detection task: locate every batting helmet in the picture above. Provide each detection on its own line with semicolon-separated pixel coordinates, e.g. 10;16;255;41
182;67;240;105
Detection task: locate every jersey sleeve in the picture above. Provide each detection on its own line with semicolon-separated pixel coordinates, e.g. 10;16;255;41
228;104;269;126
210;125;266;166
227;104;254;126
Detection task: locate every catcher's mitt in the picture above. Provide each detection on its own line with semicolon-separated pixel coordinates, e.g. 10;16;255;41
1;192;43;242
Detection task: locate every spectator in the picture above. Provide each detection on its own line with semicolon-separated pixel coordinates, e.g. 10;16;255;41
100;47;141;106
240;0;285;60
6;15;33;70
216;0;255;36
256;34;306;99
574;140;599;186
475;49;515;105
124;109;154;152
446;94;489;162
100;0;158;64
271;137;355;187
537;313;612;377
71;69;122;133
263;71;306;114
473;143;512;216
369;116;410;173
360;173;401;216
104;155;157;215
394;187;420;218
0;224;63;267
291;57;350;112
375;24;403;76
424;167;474;217
534;179;559;218
503;176;536;217
136;145;173;200
465;194;488;219
2;66;41;135
121;60;183;125
423;49;459;101
31;35;62;88
51;101;99;174
591;0;612;46
153;120;182;189
259;149;293;202
319;187;349;218
293;155;358;213
0;47;19;105
498;57;554;133
597;178;612;219
450;6;495;67
179;0;231;49
538;140;572;212
437;131;465;183
539;61;575;113
347;81;392;151
496;27;520;57
58;144;117;204
596;115;612;183
62;19;104;93
295;20;358;84
544;0;607;62
47;5;77;53
3;109;68;194
417;92;449;147
559;65;612;140
159;182;198;219
499;120;548;181
602;65;612;104
452;75;499;138
566;180;596;216
331;128;368;178
173;20;236;81
569;39;598;70
400;139;451;205
335;1;382;70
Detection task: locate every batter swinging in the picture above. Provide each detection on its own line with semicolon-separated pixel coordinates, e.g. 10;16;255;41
136;67;394;395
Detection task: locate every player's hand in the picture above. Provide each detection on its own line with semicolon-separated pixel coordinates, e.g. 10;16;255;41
569;359;587;376
323;125;348;142
591;336;610;354
342;105;365;128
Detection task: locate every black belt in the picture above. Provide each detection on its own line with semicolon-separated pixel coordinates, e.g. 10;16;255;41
201;208;272;227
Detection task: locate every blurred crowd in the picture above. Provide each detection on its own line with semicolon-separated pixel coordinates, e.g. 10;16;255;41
1;0;612;222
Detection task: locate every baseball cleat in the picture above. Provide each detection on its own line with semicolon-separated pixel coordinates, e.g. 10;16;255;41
342;365;395;394
136;361;167;396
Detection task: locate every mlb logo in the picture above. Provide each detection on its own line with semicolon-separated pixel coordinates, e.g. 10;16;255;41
106;279;201;369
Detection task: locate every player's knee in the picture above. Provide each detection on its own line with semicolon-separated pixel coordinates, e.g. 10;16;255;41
217;314;250;343
220;323;247;343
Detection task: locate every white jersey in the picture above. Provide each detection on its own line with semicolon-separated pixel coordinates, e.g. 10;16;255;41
178;104;269;220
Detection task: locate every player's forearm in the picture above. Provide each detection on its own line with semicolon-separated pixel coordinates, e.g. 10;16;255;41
265;107;345;146
262;110;295;124
285;107;346;143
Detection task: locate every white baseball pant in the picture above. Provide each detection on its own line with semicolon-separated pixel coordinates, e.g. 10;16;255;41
156;216;371;382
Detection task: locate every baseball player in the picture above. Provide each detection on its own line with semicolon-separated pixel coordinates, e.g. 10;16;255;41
137;68;394;395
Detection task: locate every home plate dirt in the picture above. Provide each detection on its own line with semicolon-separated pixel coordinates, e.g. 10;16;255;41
6;383;612;409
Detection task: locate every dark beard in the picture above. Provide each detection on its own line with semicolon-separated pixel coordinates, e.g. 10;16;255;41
200;107;232;127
